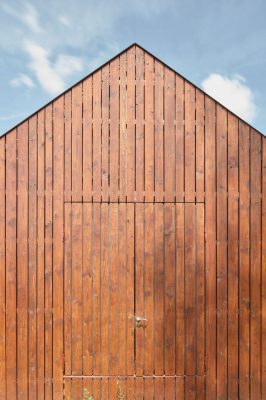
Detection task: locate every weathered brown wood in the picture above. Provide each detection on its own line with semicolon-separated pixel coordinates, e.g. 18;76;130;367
205;97;216;399
37;109;45;400
228;113;239;399
0;43;265;399
239;122;250;400
250;129;262;399
5;129;17;400
28;115;37;400
44;104;53;400
216;105;228;399
17;121;28;400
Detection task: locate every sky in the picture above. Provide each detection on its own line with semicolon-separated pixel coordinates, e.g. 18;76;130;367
0;0;265;135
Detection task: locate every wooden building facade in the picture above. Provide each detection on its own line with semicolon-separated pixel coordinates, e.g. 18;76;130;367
0;43;265;399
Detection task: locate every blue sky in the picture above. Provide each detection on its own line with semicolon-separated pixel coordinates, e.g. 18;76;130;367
0;0;265;135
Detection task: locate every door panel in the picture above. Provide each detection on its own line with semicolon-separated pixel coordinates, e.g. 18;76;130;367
64;203;135;378
64;203;205;396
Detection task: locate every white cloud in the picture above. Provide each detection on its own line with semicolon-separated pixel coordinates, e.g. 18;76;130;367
23;40;84;95
2;2;42;33
58;15;71;27
10;72;35;88
201;73;257;123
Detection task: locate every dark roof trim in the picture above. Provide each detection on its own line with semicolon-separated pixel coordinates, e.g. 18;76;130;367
1;42;264;138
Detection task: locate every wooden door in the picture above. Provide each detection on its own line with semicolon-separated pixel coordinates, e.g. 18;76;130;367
63;203;205;399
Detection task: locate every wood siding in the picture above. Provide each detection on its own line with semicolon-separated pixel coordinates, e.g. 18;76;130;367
0;43;265;399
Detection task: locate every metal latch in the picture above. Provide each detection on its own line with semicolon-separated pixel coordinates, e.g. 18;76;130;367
135;316;147;328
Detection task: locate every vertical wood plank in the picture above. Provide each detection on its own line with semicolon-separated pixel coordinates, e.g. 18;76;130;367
176;203;185;375
185;203;196;376
53;97;64;399
196;203;205;378
109;204;119;374
239;122;250;400
5;129;17;400
119;52;127;203
154;204;164;374
109;59;119;202
100;203;109;375
101;65;109;202
144;204;155;375
195;89;205;202
250;129;262;400
144;53;154;202
228;114;239;400
184;81;195;202
92;71;102;202
154;61;164;202
64;204;72;377
17;122;28;400
71;204;83;379
83;204;93;375
126;204;135;375
0;137;6;400
37;110;45;400
135;203;144;376
28;116;38;400
44;104;53;400
216;106;228;400
83;77;93;202
135;46;145;202
164;69;175;202
176;76;185;202
164;204;176;374
126;46;136;202
117;203;128;376
92;204;101;374
64;91;72;202
205;97;216;399
72;83;83;201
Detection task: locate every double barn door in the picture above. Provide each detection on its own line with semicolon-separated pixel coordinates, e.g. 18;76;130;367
63;203;205;399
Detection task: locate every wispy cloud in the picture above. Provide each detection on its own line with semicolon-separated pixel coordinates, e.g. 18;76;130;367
23;40;84;95
58;15;71;27
2;2;42;33
201;73;257;123
10;72;35;88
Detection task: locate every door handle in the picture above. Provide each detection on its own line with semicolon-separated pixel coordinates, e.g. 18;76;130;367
135;316;147;328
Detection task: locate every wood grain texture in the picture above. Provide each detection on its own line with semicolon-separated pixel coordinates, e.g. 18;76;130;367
0;43;264;399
